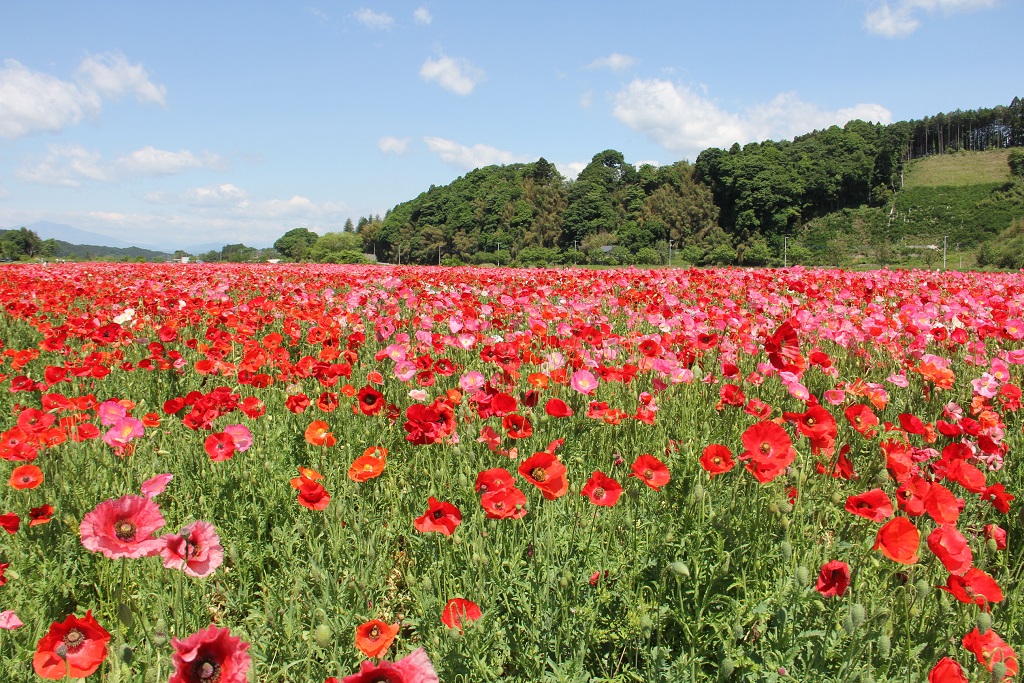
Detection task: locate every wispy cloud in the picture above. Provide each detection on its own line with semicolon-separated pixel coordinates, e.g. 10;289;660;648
585;53;638;71
378;136;412;154
420;55;485;95
0;53;164;139
354;8;394;30
423;136;527;170
864;0;996;37
17;144;225;187
413;7;432;25
612;79;891;160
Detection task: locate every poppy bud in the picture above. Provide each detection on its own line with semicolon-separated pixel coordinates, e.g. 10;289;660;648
841;612;856;635
669;561;690;578
691;484;705;504
153;618;168;647
873;471;889;486
422;576;432;590
915;579;930;601
992;662;1007;680
774;607;787;629
977;610;992;635
780;541;793;560
119;643;134;664
830;492;844;505
720;657;736;677
876;633;890;657
795;566;810;587
314;623;332;648
987;537;999;553
780;517;791;530
732;623;744;640
850;603;865;629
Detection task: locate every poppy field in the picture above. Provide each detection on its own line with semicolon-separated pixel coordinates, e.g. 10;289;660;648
0;262;1020;682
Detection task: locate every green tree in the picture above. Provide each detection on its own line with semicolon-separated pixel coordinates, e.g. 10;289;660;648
273;228;320;260
1009;149;1024;178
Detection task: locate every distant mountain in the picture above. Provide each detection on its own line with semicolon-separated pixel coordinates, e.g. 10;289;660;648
16;221;136;249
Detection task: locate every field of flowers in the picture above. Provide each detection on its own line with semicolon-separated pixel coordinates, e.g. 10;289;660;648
0;262;1020;682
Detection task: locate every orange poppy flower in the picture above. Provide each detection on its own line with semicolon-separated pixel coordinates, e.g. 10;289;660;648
354;619;399;659
527;373;549;389
9;464;43;490
518;451;568;500
349;452;386;482
304;420;337;447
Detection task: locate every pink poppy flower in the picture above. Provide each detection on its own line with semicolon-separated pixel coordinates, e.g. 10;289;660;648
102;416;144;449
160;520;224;578
343;647;439;683
80;495;165;559
97;400;128;426
141;473;174;499
170;624;250;683
570;369;598;395
223;424;253;452
0;610;22;629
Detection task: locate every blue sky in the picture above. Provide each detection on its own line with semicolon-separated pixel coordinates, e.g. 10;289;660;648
0;0;1018;250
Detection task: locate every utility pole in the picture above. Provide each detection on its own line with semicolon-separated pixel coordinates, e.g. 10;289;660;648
668;239;674;267
573;239;578;266
438;245;441;266
943;235;947;270
784;237;788;268
496;242;500;268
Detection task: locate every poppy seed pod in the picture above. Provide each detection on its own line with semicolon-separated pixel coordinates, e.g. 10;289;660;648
314;623;332;648
669;561;690;578
977;610;992;635
850;603;866;629
795;566;810;587
876;633;890;657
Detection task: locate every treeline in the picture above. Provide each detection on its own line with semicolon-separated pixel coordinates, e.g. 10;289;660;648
269;97;1022;267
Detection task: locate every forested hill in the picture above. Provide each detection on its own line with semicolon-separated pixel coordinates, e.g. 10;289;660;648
362;97;1023;268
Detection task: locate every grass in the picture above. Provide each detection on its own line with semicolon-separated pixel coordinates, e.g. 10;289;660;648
904;149;1011;188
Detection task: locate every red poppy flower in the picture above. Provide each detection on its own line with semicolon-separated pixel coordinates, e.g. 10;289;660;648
356;386;385;416
961;628;1018;678
304;420;337;447
740;421;795;482
845;404;879;437
815;560;850;598
924;482;962;525
475;468;514;494
896;476;930;517
502;413;533;439
284;392;310;414
413;497;462;535
441;598;482;632
629;454;670;490
0;512;19;534
940;567;1004;610
354;619;399;659
544;397;577;419
699;444;735;477
580;471;623;507
981;483;1015;514
873;516;920;564
9;464;43;490
33;611;111;679
518;451;569;500
845;488;894;522
290;473;331;511
29;504;54;526
927;524;972;576
480;486;528;519
169;624;251;683
341;647;438;683
204;432;236;461
928;657;968;683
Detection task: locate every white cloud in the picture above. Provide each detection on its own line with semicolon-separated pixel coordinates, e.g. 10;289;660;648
75;53;166;105
413;7;432;25
355;8;394;30
579;90;593;109
586;53;638;71
16;144;110;186
17;144;225;186
146;183;248;207
612;79;892;159
114;146;224;176
420;55;485;95
378;136;411;154
307;7;329;23
555;161;587;181
423;136;528;170
865;0;996;37
0;54;164;139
